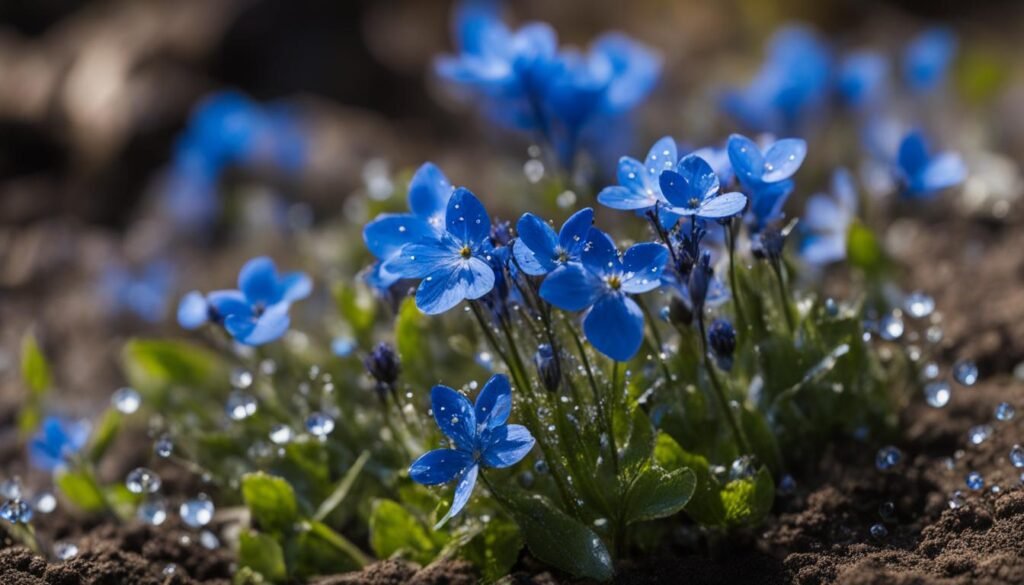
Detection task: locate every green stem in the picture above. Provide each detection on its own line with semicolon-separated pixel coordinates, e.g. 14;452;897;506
770;261;796;334
562;314;619;473
726;221;748;331
697;317;751;454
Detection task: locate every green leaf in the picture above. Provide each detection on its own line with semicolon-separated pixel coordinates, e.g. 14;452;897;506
55;470;108;513
369;498;441;565
238;530;287;582
721;466;775;527
503;490;613;582
333;282;377;344
624;465;696;525
459;517;523;584
654;433;726;527
739;407;783;477
313;450;370;522
620;407;655;482
846;221;885;275
121;338;227;395
241;472;299;533
294;521;369;577
87;409;122;464
21;332;51;395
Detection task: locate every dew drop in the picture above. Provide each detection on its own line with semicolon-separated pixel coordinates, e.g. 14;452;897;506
112;387;141;414
524;160;545;183
230;368;253;389
125;467;162;494
200;530;220;550
225;391;257;421
137;498;167;525
305;412;335;438
1010;445;1024;468
32;491;57;514
53;542;78;561
966;471;984;491
879;314;905;340
995;402;1016;422
180;494;214;528
968;424;993;446
903;292;935;318
948;490;966;509
269;424;294;445
874;446;902;471
154;435;174;458
869;523;888;540
924;380;951;408
953;360;978;386
0;499;32;524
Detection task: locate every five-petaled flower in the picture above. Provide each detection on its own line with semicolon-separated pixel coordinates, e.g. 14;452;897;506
409;374;535;527
894;130;966;198
540;228;667;361
658;154;747;220
727;133;807;231
28;417;91;473
176;256;311;346
383;188;498;315
512;207;594;276
597;136;682;228
363;163;455;290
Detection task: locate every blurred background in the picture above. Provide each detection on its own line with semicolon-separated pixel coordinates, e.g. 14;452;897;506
1;0;1023;420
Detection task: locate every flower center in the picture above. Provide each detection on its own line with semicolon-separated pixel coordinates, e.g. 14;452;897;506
606;275;622;290
459;245;472;259
555;248;569;263
688;197;701;209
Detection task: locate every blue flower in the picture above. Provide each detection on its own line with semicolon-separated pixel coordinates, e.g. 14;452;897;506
363;163;455;289
903;28;957;94
727;133;807;230
382;189;497;315
801;168;858;266
540;228;667;361
99;260;174;323
28;417;90;472
720;25;831;134
837;50;889;111
895;131;967;198
597;136;683;228
512;208;594;276
409;374;535;526
658;155;747;220
177;256;311;345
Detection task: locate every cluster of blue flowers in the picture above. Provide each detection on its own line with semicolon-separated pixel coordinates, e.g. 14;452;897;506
436;0;661;166
177;256;311;345
163;91;308;229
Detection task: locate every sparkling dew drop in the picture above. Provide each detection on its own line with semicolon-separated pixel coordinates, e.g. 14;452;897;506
125;467;162;494
180;494;215;528
874;446;902;471
953;360;979;386
111;387;141;414
923;380;951;408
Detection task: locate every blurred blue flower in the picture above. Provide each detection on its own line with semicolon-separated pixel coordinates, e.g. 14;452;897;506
658;154;747;220
177;256;311;345
382;189;497;315
540;228;666;361
363;163;456;290
727;133;807;230
721;25;832;134
903;28;957;94
436;1;659;166
895;130;967;198
837;50;889;111
597;136;683;229
99;260;174;323
28;417;90;472
409;374;534;527
512;207;594;276
162;91;309;230
801;168;858;266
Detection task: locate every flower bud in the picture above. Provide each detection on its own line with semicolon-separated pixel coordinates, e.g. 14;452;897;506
533;344;561;392
688;251;713;315
751;228;785;263
708;318;737;371
364;342;401;397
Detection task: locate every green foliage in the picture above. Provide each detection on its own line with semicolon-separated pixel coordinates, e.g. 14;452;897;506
242;472;300;533
333;282;377;345
122;338;228;402
87;409;122;464
623;466;696;525
19;331;51;434
370;498;446;564
846;220;885;275
55;470;109;514
455;517;523;584
239;530;288;583
720;467;774;527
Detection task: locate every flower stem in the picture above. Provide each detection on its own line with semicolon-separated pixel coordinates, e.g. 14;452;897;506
770;261;796;334
697;316;751;454
562;313;619;475
725;220;748;331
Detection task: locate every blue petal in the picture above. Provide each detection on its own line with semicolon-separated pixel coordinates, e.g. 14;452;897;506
415;256;495;314
620;243;667;294
408;162;454;219
482;424;535;468
177;291;209;329
644;136;678;179
475;374;512;431
762;138;807;182
690;146;735;186
558;208;594;256
903;27;957;93
597;185;656;211
409;448;474;485
658;170;692;209
514;213;559;275
697;191;748;219
898;131;930;176
382;241;459;280
593;32;662;114
803;195;844;231
431;385;477;451
676;154;720;202
616;156;648;193
226;302;291;345
584;294;644;361
539;263;602;311
207;290;252;319
727;134;764;185
446;188;491;246
279;272;312;303
832;168;858;212
918;153;966;193
581;228;621;277
436;464;478;528
801;233;846;266
238;256;280;305
363;214;434;260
